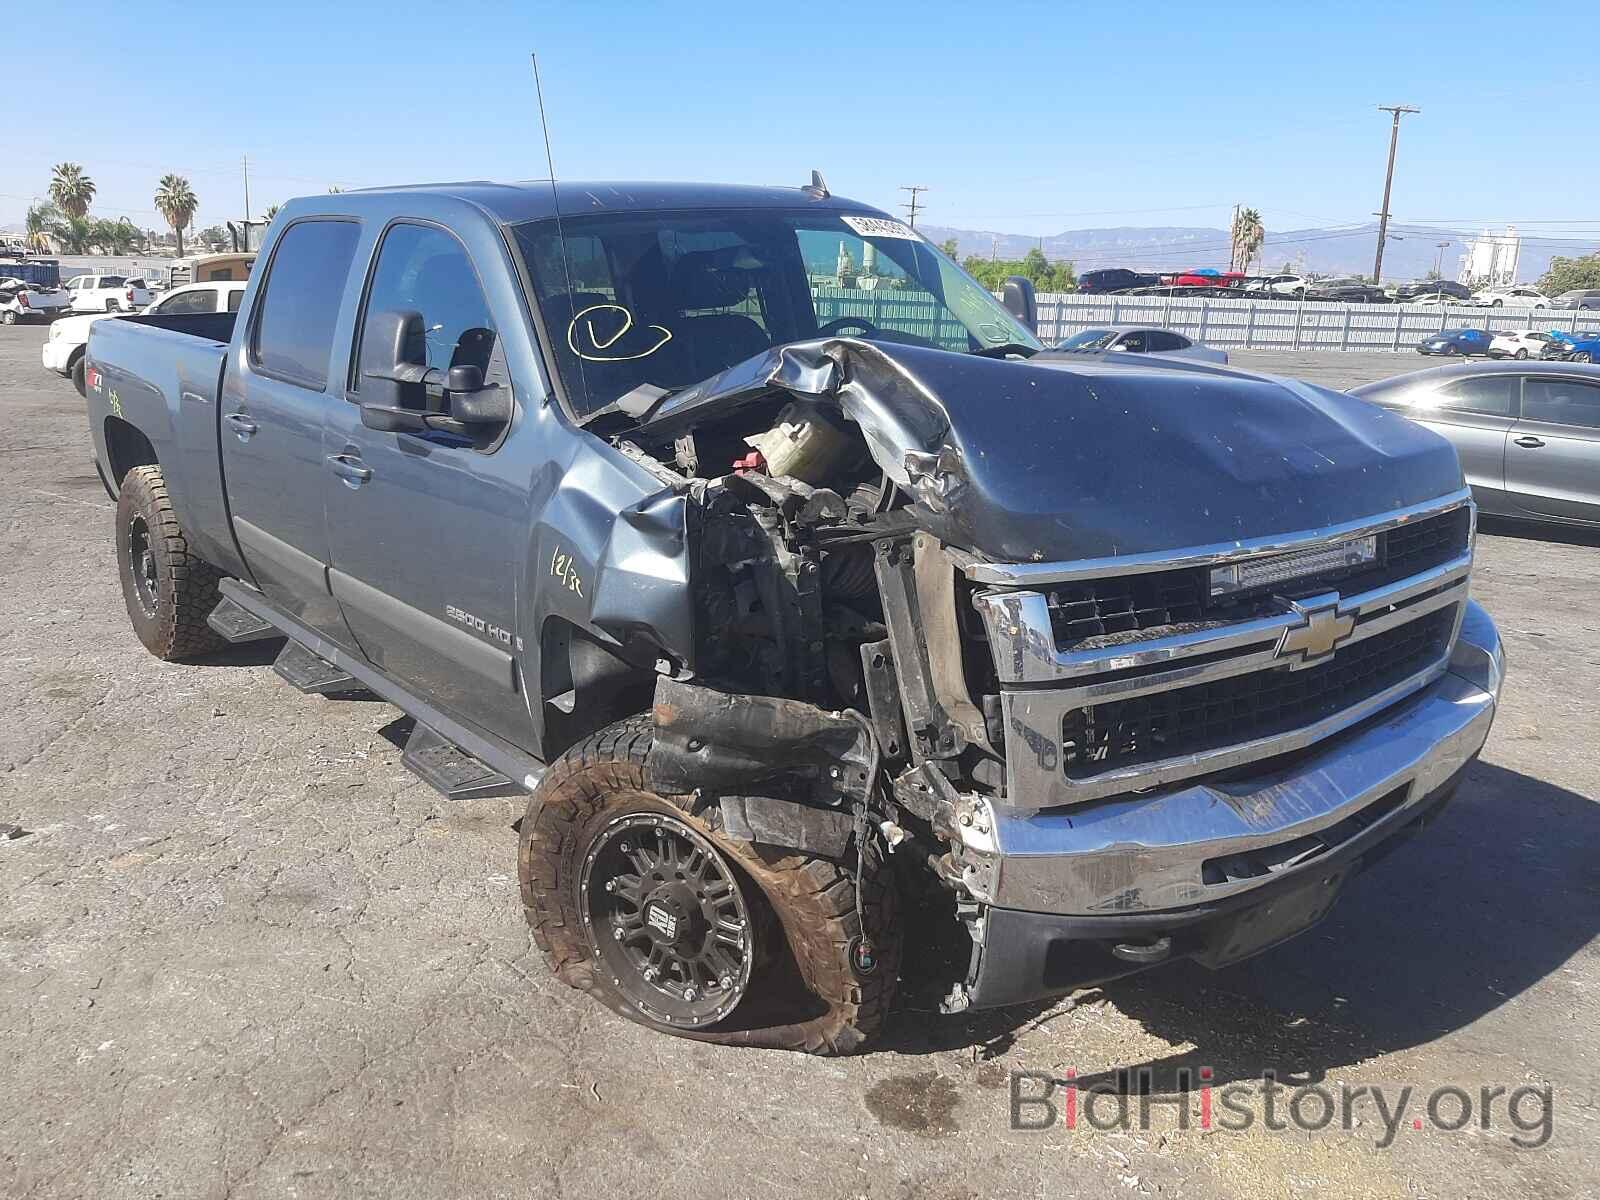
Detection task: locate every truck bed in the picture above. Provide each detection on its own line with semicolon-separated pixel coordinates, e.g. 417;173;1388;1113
85;310;242;575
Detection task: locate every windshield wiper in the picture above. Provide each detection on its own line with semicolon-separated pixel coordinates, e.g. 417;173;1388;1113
971;342;1039;359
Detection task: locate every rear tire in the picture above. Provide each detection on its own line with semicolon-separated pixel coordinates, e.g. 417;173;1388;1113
114;465;225;661
105;299;120;313
1;309;16;325
1574;352;1592;364
70;355;86;396
1515;348;1529;360
519;716;901;1054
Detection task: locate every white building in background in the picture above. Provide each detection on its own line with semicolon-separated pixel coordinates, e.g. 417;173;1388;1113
1459;227;1520;287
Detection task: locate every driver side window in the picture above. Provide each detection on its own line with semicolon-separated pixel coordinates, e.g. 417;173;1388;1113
795;228;971;352
353;222;500;407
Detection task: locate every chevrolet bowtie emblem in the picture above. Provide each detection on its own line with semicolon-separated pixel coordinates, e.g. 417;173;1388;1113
1275;593;1354;668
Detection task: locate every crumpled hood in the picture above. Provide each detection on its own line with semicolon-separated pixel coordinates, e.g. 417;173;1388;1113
636;339;1465;563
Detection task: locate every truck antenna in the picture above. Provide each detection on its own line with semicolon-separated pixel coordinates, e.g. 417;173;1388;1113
530;52;586;406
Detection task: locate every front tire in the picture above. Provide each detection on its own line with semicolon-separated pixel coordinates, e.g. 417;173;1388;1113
519;717;900;1054
114;465;225;660
1;309;16;325
1574;352;1592;364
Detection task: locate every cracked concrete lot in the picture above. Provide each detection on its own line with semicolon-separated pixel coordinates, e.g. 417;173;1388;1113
1;328;1596;1198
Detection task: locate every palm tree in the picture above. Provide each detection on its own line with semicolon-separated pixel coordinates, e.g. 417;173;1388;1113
49;163;96;219
25;202;60;252
1230;207;1265;274
154;174;199;258
263;203;280;222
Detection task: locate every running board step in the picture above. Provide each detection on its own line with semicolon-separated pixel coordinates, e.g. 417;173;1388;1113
402;722;523;800
273;640;361;694
207;596;280;644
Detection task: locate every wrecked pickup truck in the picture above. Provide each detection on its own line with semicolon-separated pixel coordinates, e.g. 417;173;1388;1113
83;179;1503;1053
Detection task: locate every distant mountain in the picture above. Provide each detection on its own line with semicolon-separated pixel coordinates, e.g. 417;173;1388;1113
920;221;1598;284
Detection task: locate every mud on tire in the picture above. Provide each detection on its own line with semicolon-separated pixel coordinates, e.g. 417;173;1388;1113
518;715;901;1054
114;464;226;661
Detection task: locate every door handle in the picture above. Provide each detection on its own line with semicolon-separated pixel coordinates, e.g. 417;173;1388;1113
326;453;373;485
1513;435;1546;448
224;411;259;438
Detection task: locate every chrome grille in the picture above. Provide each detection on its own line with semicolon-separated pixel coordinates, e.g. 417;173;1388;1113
1060;607;1454;777
969;491;1476;807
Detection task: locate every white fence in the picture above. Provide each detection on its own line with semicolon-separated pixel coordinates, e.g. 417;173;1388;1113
1034;292;1600;352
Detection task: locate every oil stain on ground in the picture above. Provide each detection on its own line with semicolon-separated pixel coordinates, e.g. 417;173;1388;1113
864;1071;961;1137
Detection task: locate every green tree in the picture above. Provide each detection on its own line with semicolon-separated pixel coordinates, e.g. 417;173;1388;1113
937;236;959;259
49;163;96;219
25;202;60;252
196;224;228;250
89;217;140;255
263;203;281;222
46;213;95;253
1539;254;1600;296
154;174;198;258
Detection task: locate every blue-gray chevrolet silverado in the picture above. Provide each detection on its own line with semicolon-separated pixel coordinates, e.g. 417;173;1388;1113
83;178;1504;1053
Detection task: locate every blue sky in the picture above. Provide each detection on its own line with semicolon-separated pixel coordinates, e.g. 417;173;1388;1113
8;0;1594;244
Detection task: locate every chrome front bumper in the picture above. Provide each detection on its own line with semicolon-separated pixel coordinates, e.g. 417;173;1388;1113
954;600;1502;917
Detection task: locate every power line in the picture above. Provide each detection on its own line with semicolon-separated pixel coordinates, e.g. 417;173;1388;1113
1372;104;1420;282
899;185;928;229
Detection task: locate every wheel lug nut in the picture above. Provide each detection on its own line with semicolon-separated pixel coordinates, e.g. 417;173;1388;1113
619;841;631;853
719;975;734;990
683;987;697;1002
643;966;658;981
612;928;625;941
604;879;618;893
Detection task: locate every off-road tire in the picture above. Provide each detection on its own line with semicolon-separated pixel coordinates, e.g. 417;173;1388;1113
71;354;86;396
114;465;226;660
519;715;901;1054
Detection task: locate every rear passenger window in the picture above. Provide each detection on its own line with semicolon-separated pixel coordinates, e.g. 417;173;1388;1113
226;289;244;313
1523;379;1600;430
1433;375;1516;417
252;219;361;390
157;289;216;315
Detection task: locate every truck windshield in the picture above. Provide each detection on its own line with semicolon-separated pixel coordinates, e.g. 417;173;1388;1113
510;209;1041;419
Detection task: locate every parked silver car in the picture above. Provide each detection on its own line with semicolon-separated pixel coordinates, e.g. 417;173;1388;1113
1054;325;1229;363
1352;361;1600;526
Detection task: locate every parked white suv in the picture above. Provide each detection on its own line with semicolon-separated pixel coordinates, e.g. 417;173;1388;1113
43;280;246;393
1470;285;1549;309
65;274;154;313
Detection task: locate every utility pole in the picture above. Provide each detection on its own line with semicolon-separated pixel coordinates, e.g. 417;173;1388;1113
1434;240;1450;279
990;233;999;261
242;153;251;225
1371;105;1419;283
899;185;927;228
1229;203;1240;272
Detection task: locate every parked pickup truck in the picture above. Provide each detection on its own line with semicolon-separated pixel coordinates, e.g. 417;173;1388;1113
84;179;1504;1054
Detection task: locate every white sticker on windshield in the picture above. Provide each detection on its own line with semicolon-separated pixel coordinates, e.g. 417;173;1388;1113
841;214;919;240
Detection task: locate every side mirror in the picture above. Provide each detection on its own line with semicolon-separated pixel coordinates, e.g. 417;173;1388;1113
1001;275;1037;333
443;363;512;427
360;308;429;410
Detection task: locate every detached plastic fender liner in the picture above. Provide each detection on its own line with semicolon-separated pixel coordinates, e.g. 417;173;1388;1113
645;677;873;856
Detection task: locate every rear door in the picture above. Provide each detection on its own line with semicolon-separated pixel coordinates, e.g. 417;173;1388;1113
220;217;364;643
1506;375;1600;523
322;220;535;745
1411;373;1519;504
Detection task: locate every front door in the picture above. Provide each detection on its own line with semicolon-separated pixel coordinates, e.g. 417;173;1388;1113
1413;373;1519;506
1506;375;1600;523
323;221;535;747
219;217;364;645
